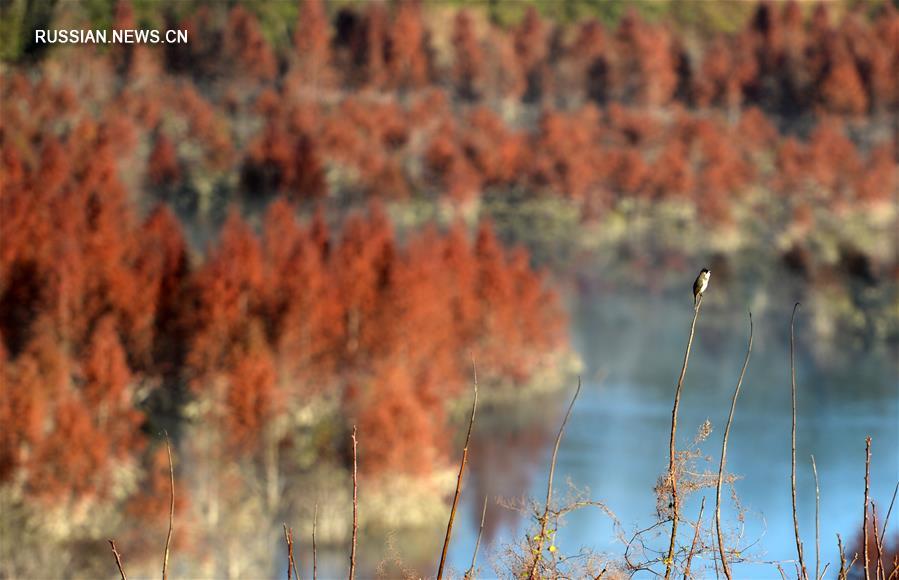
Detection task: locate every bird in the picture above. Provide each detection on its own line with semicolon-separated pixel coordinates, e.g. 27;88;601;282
693;268;711;308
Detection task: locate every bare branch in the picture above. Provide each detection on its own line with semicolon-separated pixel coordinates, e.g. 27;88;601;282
437;357;479;580
716;312;753;580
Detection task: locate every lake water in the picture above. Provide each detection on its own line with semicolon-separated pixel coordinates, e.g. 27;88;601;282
440;291;899;578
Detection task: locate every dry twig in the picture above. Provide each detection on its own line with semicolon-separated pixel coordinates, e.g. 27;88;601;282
837;533;859;580
284;523;300;580
437;358;479;580
879;482;899;577
313;503;319;580
527;377;582;580
163;431;175;580
872;503;883;580
464;495;489;580
776;562;789;580
108;539;128;580
684;497;706;580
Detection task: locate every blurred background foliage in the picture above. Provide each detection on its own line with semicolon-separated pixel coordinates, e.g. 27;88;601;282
1;0;897;576
4;0;894;61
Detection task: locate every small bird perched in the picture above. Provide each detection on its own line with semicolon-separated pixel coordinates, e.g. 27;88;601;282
693;268;711;308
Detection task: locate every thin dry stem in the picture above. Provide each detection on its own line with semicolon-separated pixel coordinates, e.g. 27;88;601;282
350;425;358;580
865;436;872;580
527;377;582;580
790;303;809;580
313;503;318;580
872;502;884;580
715;311;753;580
812;455;821;580
684;497;706;580
837;533;849;580
284;524;291;580
879;482;899;571
437;358;479;580
664;293;703;579
108;539;128;580
163;430;174;580
284;524;299;580
837;532;859;580
464;495;489;580
776;562;789;580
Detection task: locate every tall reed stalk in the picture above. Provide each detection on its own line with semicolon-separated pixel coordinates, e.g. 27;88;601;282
811;455;821;580
464;496;488;580
790;304;809;580
715;312;753;580
664;295;704;579
349;426;358;580
684;497;705;580
527;377;582;580
864;436;872;580
163;431;175;580
312;504;318;580
437;360;479;580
